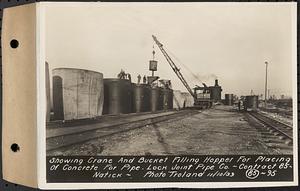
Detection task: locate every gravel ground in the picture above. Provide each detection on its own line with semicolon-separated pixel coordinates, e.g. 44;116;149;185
49;105;288;156
259;110;293;127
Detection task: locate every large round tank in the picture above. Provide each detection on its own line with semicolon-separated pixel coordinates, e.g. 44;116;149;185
132;84;151;113
168;89;174;109
173;90;183;109
225;94;234;106
150;87;163;112
181;92;195;107
162;88;173;110
52;68;104;120
103;79;133;115
245;95;259;110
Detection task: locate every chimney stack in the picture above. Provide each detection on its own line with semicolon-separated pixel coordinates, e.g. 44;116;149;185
215;79;219;86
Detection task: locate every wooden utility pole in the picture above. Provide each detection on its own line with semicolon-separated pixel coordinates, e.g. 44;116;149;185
264;61;268;108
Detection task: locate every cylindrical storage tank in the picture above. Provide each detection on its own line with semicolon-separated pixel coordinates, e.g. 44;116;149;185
173;90;184;109
103;78;133;115
150;87;163;112
210;86;222;102
132;84;151;113
52;68;104;120
169;89;173;109
225;94;234;105
162;88;169;110
164;88;173;110
186;93;195;107
180;92;194;108
245;95;259;110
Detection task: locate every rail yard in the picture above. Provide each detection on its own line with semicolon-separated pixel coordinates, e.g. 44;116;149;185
46;36;294;156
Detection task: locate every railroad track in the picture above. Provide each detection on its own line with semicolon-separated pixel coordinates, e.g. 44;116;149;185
247;111;293;146
47;109;198;152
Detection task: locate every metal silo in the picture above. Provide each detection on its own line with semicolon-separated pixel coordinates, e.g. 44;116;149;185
52;68;104;120
132;83;151;113
158;88;164;110
209;79;222;102
225;94;234;105
245;95;259;111
103;78;133;115
162;88;173;110
168;89;173;109
173;90;183;109
181;92;194;107
150;87;164;112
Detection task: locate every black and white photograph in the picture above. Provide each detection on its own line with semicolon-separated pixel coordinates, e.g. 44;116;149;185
40;2;297;188
45;2;295;155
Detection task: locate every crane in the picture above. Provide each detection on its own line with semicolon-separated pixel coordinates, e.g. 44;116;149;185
152;35;212;108
152;35;195;98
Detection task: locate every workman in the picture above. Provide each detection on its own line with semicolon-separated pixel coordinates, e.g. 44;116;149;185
127;73;131;82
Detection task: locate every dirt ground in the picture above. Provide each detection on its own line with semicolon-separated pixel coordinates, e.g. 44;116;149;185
49;105;290;155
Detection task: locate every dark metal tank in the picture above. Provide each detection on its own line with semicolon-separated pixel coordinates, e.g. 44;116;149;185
53;75;64;120
245;95;259;110
225;94;234;105
150;87;164;112
103;78;133;115
209;79;222;102
168;89;174;109
132;84;151;113
162;88;174;110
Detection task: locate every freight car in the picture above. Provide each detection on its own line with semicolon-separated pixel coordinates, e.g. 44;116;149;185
244;95;259;111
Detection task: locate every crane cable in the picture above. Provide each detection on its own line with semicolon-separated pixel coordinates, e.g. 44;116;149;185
164;46;204;86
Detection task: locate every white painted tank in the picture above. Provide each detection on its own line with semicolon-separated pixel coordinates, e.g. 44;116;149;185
173;90;184;109
181;92;194;107
173;90;195;109
52;68;104;120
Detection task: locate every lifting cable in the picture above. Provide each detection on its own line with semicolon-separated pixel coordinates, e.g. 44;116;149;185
164;46;204;86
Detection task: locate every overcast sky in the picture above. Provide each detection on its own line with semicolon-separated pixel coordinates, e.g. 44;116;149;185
45;2;296;98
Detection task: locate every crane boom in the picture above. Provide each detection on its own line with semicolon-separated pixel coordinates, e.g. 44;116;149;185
152;35;196;98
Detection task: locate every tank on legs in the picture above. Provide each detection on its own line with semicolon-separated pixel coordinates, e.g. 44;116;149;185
103;78;133;115
52;68;104;120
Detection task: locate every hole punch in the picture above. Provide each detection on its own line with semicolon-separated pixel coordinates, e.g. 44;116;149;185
10;143;20;152
10;39;19;48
